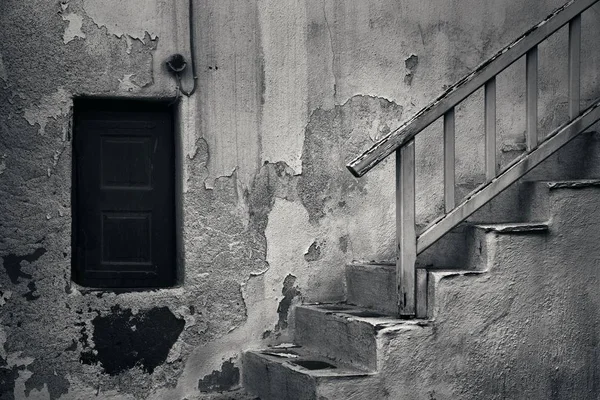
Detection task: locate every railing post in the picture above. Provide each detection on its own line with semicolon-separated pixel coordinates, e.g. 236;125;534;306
396;141;416;317
568;14;581;119
443;108;456;212
526;46;538;150
485;77;497;181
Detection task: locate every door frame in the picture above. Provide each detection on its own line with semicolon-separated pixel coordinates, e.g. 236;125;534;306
70;96;184;290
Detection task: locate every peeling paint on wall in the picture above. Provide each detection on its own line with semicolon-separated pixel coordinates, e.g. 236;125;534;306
1;0;599;399
22;89;71;135
117;74;142;92
82;0;162;40
61;12;86;44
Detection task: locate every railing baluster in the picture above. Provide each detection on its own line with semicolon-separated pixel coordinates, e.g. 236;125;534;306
444;108;456;212
485;77;497;181
396;141;416;317
526;46;538;150
568;15;581;119
416;268;428;318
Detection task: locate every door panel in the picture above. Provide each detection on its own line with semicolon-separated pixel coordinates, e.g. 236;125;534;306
73;100;176;288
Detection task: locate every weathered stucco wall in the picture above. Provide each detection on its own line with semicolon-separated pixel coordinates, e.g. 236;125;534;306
0;0;598;399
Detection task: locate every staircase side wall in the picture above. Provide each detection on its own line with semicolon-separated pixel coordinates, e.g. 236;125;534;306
366;187;600;399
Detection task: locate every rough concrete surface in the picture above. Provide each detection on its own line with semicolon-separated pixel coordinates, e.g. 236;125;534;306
0;0;599;399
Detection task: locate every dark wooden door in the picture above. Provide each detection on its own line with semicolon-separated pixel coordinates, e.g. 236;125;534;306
73;100;176;288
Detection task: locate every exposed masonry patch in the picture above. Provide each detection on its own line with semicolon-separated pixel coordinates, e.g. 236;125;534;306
197;359;240;392
404;54;419;85
80;306;184;375
298;95;403;223
276;274;301;331
2;248;46;284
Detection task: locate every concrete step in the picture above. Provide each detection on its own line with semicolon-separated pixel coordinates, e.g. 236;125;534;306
347;222;549;315
293;303;422;372
243;345;374;400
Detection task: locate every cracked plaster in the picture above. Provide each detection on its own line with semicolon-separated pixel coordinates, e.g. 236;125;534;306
1;0;599;399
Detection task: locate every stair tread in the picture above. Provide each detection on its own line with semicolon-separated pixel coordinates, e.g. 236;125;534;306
545;179;600;189
348;261;394;268
246;346;374;378
471;221;550;233
428;269;487;277
298;303;429;328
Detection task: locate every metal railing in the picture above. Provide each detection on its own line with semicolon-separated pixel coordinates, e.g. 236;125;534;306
347;0;600;318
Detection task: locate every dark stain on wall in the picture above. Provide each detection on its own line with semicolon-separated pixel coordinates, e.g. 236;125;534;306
80;305;184;375
0;365;19;400
197;359;240;392
23;281;39;301
2;247;46;284
404;54;419;85
338;235;349;253
275;274;301;331
24;359;70;400
304;240;322;261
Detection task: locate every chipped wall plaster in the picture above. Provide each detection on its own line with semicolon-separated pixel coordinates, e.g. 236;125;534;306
1;0;599;399
61;13;86;44
82;0;163;40
22;88;72;135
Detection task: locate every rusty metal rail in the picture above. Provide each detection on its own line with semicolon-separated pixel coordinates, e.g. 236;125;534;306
347;0;600;317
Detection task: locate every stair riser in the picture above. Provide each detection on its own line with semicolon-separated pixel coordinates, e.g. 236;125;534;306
243;352;318;400
294;306;379;371
347;223;549;315
346;264;396;315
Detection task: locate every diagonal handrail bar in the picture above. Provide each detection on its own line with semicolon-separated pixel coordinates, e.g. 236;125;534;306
347;0;598;178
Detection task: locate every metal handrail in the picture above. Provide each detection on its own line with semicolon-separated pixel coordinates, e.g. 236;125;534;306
346;0;600;318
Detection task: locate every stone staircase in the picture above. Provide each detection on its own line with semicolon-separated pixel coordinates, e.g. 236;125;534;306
241;131;600;400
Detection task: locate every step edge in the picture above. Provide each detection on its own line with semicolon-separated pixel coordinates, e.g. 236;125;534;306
297;303;430;329
470;221;550;233
244;350;376;379
546;179;600;189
